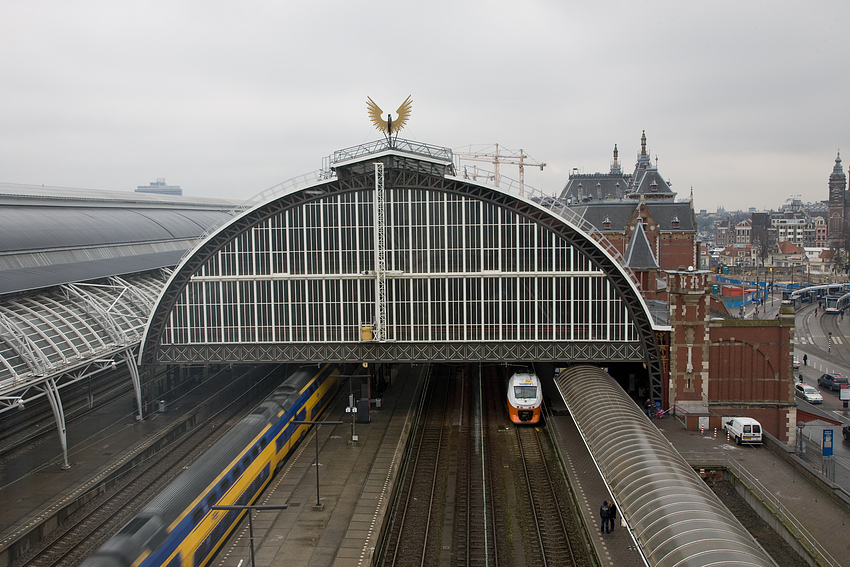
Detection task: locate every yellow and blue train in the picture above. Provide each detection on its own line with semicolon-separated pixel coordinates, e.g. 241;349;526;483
81;364;342;567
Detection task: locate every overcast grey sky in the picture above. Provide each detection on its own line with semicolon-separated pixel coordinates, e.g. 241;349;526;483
1;1;847;212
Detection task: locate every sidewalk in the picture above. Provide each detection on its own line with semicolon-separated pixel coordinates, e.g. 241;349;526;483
655;417;850;566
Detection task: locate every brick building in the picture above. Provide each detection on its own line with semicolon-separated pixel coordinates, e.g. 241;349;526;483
667;270;796;443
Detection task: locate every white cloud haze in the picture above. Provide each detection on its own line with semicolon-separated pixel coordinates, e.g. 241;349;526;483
1;0;848;211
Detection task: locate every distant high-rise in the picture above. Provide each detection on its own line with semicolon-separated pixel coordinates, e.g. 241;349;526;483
136;178;182;196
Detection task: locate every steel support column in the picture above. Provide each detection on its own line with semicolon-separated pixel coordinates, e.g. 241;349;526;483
123;349;144;421
373;162;387;342
39;377;69;469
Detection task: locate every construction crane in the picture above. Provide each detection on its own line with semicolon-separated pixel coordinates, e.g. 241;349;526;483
454;144;546;195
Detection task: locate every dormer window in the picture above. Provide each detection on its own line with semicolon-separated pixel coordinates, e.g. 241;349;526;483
603;217;611;230
651;181;658;192
672;216;680;228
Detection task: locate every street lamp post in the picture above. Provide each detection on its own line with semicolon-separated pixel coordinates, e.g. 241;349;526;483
210;504;288;567
291;420;344;511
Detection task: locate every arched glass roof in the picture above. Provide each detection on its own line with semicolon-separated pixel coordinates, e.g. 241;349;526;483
0;271;166;409
139;141;663;387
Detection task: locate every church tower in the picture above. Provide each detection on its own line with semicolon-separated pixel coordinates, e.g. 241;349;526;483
828;152;846;248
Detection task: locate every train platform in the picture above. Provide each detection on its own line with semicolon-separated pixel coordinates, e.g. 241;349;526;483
211;364;423;567
549;414;645;567
0;383;199;561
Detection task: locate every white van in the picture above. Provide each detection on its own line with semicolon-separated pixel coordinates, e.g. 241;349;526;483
724;417;762;445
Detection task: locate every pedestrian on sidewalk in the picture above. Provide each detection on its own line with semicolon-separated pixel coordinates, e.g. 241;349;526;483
803;353;808;366
600;500;611;534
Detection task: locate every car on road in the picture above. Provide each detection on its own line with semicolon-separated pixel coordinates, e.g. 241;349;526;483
844;425;850;441
793;355;800;369
817;373;849;391
795;383;823;404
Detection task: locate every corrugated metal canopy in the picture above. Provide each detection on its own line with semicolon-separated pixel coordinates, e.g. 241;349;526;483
0;207;231;253
0;184;238;296
555;365;777;567
0;250;185;295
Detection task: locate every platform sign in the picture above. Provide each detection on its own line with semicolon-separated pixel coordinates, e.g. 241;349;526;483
840;385;850;401
823;429;834;457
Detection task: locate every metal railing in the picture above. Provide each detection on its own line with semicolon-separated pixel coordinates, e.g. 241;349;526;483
796;429;850;495
331;138;453;165
680;451;840;567
178;169;332;265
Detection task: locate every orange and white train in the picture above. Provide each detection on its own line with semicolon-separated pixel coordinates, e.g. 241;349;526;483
507;371;543;424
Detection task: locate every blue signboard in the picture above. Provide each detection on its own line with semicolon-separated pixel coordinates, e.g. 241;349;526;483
823;429;833;457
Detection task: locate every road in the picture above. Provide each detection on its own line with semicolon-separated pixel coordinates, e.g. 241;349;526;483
791;301;850;470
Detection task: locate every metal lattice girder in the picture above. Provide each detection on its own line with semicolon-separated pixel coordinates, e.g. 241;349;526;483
156;341;646;365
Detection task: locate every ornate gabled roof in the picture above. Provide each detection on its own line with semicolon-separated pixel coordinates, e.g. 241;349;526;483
630;169;676;199
559;172;631;203
574;200;695;232
624;221;659;270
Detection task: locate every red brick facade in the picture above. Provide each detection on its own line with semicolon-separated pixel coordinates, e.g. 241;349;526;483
666;270;796;443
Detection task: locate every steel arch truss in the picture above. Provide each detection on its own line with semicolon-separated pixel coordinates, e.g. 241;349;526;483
141;147;664;400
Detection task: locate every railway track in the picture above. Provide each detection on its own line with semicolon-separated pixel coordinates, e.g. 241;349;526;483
516;426;577;567
453;365;500;567
0;371;131;462
378;365;454;567
376;363;588;567
11;365;285;567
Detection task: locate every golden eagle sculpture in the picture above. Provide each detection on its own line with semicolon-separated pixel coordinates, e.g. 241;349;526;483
367;95;412;141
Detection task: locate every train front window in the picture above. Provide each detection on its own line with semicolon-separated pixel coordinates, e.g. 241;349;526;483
514;386;537;399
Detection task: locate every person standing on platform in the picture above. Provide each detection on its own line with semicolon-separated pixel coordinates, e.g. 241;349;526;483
600;500;611;534
609;500;617;531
